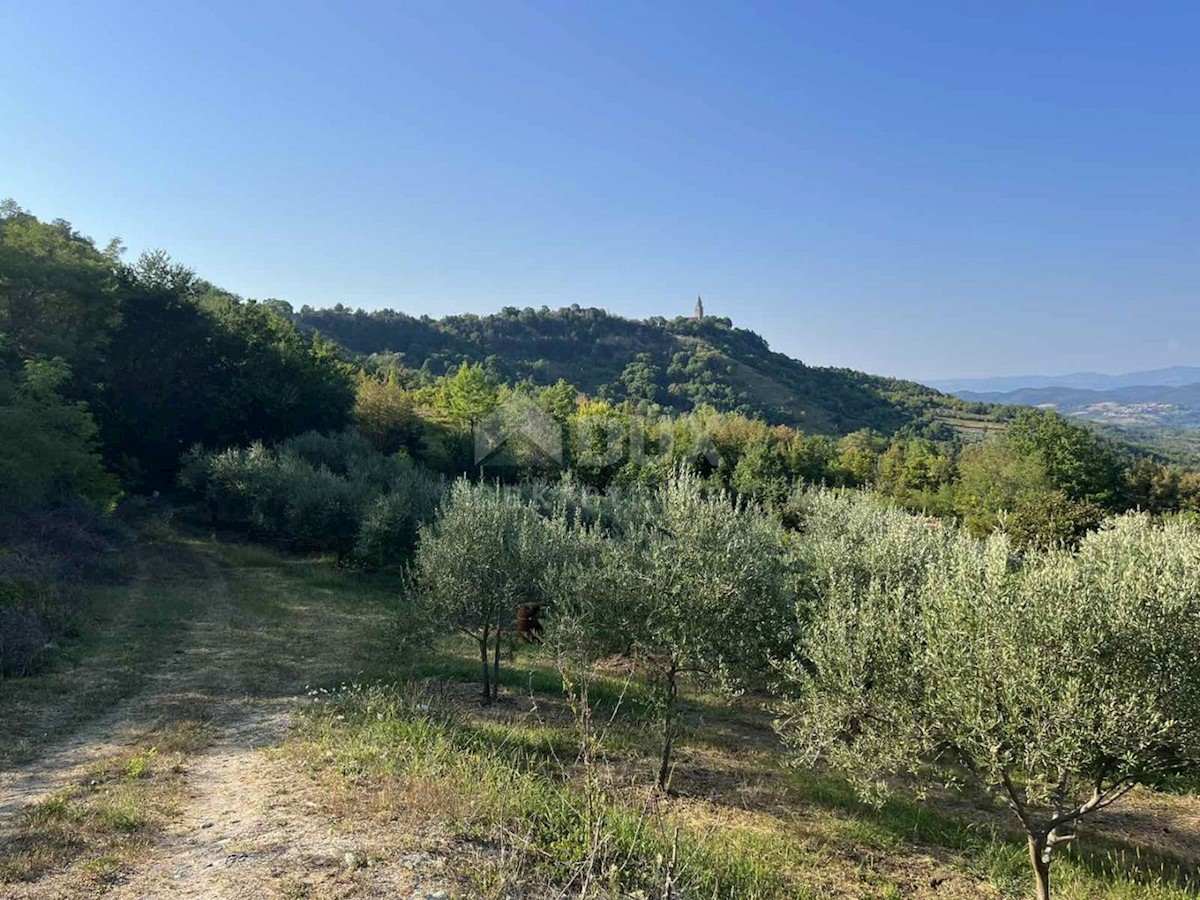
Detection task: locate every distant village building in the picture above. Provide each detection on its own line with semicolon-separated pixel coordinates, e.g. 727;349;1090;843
694;295;705;320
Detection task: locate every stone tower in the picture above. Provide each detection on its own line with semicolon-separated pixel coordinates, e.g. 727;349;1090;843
694;295;704;320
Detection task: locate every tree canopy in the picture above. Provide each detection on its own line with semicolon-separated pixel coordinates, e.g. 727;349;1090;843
779;495;1200;900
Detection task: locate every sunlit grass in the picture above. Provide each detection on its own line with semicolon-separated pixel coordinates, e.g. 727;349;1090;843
291;682;820;899
295;634;1200;900
0;745;177;885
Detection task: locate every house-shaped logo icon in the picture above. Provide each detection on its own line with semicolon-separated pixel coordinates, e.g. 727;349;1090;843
474;395;564;466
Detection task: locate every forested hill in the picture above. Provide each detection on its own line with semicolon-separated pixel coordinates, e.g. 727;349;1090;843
296;304;997;437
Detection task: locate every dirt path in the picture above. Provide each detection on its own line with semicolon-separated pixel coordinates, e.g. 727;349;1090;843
0;540;240;823
0;535;451;899
0;697;144;824
100;711;447;900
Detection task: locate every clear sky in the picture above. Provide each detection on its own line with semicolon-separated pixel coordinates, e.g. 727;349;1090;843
3;1;1197;381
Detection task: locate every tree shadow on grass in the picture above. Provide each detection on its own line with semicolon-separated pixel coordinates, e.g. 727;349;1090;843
784;768;1200;895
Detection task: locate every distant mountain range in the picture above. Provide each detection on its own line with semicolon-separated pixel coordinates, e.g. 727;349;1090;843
929;366;1200;394
950;383;1200;429
931;366;1200;433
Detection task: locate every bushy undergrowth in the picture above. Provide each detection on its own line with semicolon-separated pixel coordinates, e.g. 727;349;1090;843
179;430;443;566
0;502;127;677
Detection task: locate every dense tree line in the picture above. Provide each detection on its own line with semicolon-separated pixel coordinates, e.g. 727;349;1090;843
350;361;1200;546
0;203;356;672
296;302;997;435
0;201;354;503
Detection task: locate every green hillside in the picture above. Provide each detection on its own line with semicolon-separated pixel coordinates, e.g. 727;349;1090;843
296;304;1000;438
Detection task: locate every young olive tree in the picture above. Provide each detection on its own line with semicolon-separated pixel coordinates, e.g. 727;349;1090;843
539;516;616;750
412;479;563;704
612;472;791;790
779;489;950;785
779;509;1200;900
538;488;616;679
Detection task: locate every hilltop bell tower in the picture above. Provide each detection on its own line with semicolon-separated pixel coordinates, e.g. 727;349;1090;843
694;295;704;320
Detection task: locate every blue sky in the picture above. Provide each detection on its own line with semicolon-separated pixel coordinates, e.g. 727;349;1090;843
3;1;1197;381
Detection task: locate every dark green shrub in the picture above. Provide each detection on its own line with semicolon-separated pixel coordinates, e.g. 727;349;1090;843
195;443;277;526
0;606;48;677
179;434;443;567
354;463;444;567
283;467;368;563
279;429;375;476
1005;489;1105;550
355;492;419;567
0;502;125;678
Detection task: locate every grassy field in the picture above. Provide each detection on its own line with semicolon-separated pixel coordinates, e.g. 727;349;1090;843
291;641;1200;900
1;523;1198;899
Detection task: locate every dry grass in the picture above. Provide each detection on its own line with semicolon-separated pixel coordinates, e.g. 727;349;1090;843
288;638;1200;899
0;743;185;886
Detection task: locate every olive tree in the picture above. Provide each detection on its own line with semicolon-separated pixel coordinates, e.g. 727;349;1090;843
779;489;951;787
354;463;445;567
787;487;948;624
611;472;791;790
539;516;616;750
283;465;370;563
412;479;564;704
779;508;1200;900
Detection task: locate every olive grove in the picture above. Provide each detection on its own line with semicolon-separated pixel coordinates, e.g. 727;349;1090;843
779;496;1200;900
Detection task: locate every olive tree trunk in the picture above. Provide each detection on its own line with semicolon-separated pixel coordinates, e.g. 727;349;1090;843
491;623;503;703
479;623;492;705
656;661;680;791
1027;835;1052;900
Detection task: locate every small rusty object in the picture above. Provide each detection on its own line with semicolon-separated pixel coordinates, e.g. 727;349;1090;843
516;603;543;644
